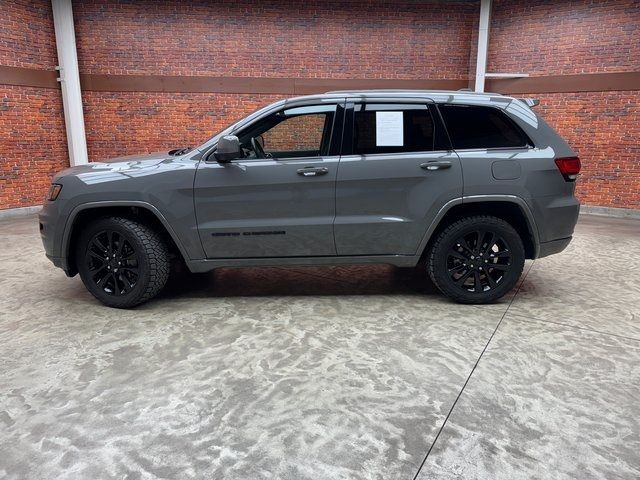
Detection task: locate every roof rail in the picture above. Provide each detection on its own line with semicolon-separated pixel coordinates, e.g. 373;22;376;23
519;98;540;107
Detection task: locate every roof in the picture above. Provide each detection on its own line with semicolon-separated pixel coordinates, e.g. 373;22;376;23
324;88;500;97
282;89;514;107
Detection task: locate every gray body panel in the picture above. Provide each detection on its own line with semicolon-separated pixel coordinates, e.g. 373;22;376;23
334;151;462;255
39;89;580;276
39;155;204;269
194;155;339;258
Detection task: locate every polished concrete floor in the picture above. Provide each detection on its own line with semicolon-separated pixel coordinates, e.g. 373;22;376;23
0;214;639;480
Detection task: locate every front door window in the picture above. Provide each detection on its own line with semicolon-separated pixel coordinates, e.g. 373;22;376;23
238;104;337;159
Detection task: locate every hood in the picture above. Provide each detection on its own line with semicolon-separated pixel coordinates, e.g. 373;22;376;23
95;150;175;164
53;151;191;184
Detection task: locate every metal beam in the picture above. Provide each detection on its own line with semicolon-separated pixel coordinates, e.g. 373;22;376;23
51;0;88;166
474;0;492;92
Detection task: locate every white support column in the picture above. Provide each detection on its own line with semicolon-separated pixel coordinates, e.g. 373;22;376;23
474;0;492;93
51;0;88;166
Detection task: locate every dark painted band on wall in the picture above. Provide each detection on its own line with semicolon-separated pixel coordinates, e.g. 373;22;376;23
2;65;639;95
0;65;58;89
78;74;470;94
485;72;640;94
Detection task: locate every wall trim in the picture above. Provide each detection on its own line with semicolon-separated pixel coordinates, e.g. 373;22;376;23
580;205;640;220
2;67;640;95
487;71;640;94
78;71;640;95
0;206;42;220
0;65;59;89
78;74;469;94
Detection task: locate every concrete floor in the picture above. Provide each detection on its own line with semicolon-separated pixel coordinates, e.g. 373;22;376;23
0;214;639;480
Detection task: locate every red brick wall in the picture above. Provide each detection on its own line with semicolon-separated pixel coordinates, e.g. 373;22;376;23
73;0;477;160
0;0;59;69
487;0;640;75
487;0;640;209
2;0;639;210
0;0;67;209
536;92;639;208
82;92;281;160
0;87;68;209
74;0;476;79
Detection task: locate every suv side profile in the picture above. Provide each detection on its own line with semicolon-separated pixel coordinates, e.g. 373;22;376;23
39;90;580;308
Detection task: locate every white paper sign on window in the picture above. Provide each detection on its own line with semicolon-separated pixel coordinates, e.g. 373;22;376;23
376;111;404;146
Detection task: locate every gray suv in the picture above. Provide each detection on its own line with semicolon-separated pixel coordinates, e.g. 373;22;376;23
39;90;581;308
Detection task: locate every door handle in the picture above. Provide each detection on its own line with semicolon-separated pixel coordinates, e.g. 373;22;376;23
297;166;329;177
420;160;452;171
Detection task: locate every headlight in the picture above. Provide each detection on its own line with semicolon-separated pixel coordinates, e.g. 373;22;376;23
47;183;63;201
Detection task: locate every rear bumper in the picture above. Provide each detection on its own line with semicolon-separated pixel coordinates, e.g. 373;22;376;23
536;236;572;259
530;195;580;244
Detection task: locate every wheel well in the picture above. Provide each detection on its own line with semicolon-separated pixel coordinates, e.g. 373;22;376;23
425;201;537;260
66;206;182;275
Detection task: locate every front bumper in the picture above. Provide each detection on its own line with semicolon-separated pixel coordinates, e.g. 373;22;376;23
39;201;75;275
39;204;56;259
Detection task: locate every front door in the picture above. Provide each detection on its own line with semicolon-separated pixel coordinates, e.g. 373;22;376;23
334;101;463;256
194;102;344;258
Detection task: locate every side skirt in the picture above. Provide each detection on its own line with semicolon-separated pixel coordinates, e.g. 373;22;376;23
186;254;419;273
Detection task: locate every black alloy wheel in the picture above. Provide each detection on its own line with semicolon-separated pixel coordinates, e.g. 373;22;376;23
427;215;525;304
76;217;170;308
85;229;140;297
446;229;512;293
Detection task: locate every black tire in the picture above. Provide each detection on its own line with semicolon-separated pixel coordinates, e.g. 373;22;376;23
427;215;525;304
76;217;170;308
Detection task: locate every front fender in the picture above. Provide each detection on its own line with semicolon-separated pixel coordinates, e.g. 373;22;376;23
59;201;200;273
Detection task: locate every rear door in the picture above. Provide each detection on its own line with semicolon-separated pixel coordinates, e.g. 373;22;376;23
334;100;462;256
194;101;344;258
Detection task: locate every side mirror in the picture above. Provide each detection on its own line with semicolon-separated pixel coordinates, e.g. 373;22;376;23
214;135;242;163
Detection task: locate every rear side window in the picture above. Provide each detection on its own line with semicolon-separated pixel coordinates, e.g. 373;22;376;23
353;103;435;154
438;105;532;149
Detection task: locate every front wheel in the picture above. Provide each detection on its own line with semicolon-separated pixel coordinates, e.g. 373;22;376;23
76;217;170;308
427;215;525;304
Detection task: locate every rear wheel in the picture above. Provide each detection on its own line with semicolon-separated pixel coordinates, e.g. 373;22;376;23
427;215;525;304
76;217;170;308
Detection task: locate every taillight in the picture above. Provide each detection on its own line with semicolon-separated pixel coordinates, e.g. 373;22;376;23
555;156;581;181
47;183;63;201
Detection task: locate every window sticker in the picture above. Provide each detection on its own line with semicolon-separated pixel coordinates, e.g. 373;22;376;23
376;111;404;146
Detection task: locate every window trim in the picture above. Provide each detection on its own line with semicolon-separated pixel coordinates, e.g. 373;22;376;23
344;101;443;157
204;99;346;163
242;106;336;159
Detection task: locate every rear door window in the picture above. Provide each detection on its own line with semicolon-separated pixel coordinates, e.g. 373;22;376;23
438;104;532;149
352;103;435;155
